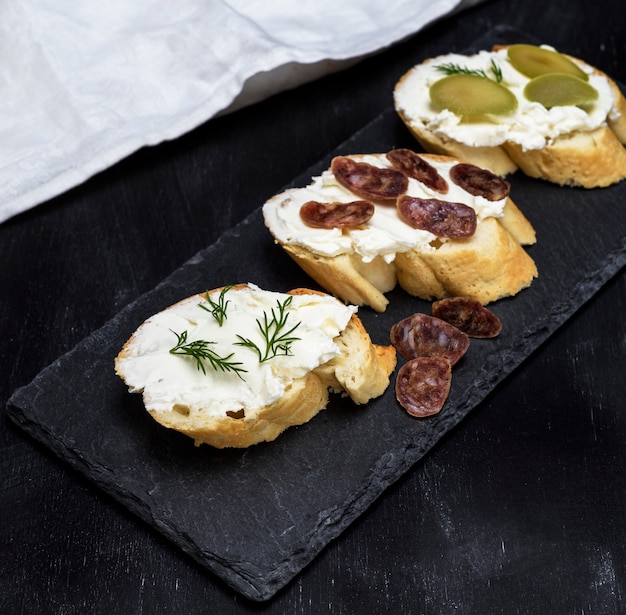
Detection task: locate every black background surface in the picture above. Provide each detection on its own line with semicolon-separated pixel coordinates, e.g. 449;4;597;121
6;84;626;601
2;1;626;613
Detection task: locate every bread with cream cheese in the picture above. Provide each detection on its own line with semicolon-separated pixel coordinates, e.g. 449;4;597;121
393;45;626;187
262;151;537;312
115;284;396;448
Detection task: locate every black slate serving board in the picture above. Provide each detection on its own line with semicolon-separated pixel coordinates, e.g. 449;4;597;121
7;28;626;601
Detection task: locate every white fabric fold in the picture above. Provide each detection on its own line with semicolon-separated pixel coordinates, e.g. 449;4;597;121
0;0;472;224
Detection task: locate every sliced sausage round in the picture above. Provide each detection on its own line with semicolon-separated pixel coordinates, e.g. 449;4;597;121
397;195;477;238
386;148;448;193
300;200;374;229
396;357;452;417
390;312;469;366
432;297;502;338
449;163;510;201
331;156;408;202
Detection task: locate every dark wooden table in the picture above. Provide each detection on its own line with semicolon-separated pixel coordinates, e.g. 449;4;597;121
2;1;625;612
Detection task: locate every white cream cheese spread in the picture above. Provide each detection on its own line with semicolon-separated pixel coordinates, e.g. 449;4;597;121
115;285;356;416
394;47;616;151
262;153;506;263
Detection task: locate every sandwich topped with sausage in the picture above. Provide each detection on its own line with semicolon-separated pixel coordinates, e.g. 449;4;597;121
263;148;537;312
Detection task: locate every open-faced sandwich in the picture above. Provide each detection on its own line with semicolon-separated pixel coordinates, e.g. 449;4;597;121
394;44;626;187
115;284;396;448
263;149;537;312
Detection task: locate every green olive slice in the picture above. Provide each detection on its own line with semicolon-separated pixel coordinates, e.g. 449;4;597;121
429;74;518;115
508;44;588;80
524;73;598;108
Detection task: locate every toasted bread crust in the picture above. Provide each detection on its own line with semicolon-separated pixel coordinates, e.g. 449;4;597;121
411;217;537;303
115;285;396;448
503;125;626;187
281;247;395;313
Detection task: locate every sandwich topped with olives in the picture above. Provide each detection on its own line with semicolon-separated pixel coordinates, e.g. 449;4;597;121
394;44;626;187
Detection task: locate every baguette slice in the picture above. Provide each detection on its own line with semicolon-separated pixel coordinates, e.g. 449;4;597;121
263;152;537;312
115;284;396;448
394;45;626;187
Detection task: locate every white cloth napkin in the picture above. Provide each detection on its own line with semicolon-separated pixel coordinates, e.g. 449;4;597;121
0;0;477;225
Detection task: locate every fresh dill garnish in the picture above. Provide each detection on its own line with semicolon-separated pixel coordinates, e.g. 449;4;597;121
435;60;503;83
435;62;489;78
199;286;232;326
235;295;301;363
490;59;503;83
169;330;247;379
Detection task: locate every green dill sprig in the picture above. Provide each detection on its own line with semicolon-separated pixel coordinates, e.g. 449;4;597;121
435;62;488;78
169;330;247;380
490;59;503;83
199;286;232;326
235;296;301;363
435;59;503;83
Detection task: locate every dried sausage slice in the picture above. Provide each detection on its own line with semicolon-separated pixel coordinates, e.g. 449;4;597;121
432;297;502;338
386;148;448;193
331;156;408;202
397;195;477;238
390;313;469;366
300;200;374;229
396;357;451;417
449;163;510;201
